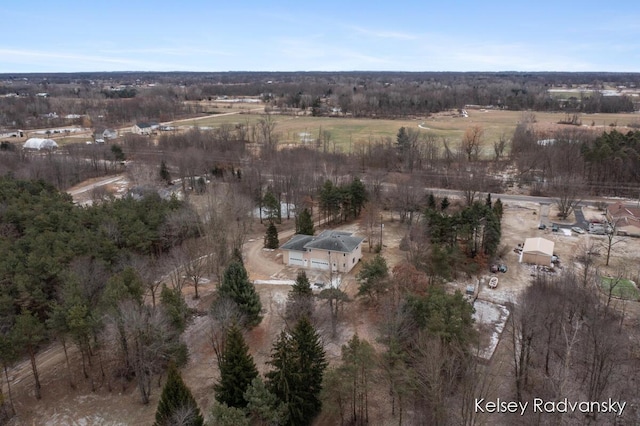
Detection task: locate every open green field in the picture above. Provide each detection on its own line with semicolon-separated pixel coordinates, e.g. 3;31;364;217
600;276;639;300
174;108;640;154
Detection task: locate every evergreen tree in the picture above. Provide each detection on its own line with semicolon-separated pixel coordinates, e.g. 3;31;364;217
264;222;279;249
209;403;250;426
219;260;262;328
160;284;190;332
295;208;315;235
244;377;289;425
427;193;437;210
154;363;203;426
349;177;368;218
286;271;315;323
214;324;259;409
396;127;410;154
493;198;504;220
159;160;171;185
12;310;46;400
266;317;327;425
356;254;389;303
262;190;281;224
486;192;492;207
440;196;450;211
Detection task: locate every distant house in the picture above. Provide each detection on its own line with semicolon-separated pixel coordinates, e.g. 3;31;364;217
23;138;58;150
521;237;554;266
280;230;364;273
102;128;118;139
132;121;160;135
606;202;640;236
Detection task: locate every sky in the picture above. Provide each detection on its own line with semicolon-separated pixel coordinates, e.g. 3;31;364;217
1;0;639;73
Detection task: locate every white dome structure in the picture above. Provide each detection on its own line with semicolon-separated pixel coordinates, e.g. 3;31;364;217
23;138;58;150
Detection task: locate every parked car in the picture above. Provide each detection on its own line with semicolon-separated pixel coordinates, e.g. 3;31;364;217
498;264;508;273
571;226;585;234
552;224;559;232
538;223;547;230
490;264;499;273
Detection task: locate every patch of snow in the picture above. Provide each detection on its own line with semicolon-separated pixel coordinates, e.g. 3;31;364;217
473;300;510;360
254;279;296;286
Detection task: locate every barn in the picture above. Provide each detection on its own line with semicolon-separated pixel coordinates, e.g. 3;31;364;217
521;237;554;266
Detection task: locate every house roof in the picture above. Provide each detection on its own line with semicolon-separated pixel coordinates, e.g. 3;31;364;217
280;230;364;253
280;234;314;251
522;237;554;256
608;201;640;223
135;122;152;129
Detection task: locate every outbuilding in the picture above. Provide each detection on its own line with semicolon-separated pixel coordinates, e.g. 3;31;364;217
521;237;554;266
23;138;58;150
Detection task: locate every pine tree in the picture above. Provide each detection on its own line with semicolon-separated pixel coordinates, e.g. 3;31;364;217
262;190;281;224
440;196;450;211
493;198;504;220
295;208;315;235
286;271;315;323
244;377;289;425
396;127;410;154
427;193;437;210
219;260;262;328
214;324;259;409
154;363;204;426
159;160;171;185
266;317;327;425
264;222;279;249
349;177;368;218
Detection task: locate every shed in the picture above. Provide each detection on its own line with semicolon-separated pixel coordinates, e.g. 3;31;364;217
521;237;554;266
23;138;58;150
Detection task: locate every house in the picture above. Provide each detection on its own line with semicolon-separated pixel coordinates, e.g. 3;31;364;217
102;129;118;139
521;237;554;266
280;230;364;273
606;202;640;236
132;122;157;135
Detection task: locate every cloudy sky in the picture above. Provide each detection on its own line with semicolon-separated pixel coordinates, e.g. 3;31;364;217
1;0;638;73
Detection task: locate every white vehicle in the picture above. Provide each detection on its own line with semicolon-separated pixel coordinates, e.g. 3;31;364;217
572;226;585;234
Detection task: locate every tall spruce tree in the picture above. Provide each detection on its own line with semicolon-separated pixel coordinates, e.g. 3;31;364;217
264;222;279;249
219;260;262;328
286;271;315;323
154;363;203;426
214;324;259;409
266;317;327;425
295;208;315;235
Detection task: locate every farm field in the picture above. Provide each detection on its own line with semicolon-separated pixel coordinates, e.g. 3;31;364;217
176;108;640;154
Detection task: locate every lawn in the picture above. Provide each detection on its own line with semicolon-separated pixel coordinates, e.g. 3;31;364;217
600;276;639;300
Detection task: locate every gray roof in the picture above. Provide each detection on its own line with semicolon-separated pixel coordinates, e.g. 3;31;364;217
280;230;363;253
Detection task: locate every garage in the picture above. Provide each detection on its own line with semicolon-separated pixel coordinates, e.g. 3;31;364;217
288;253;305;266
521;237;554;266
310;259;330;270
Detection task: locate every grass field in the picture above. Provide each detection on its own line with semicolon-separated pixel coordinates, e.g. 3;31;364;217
600;276;639;300
178;108;640;154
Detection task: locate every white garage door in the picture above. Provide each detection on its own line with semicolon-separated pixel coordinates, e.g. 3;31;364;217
289;253;305;266
310;259;330;270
